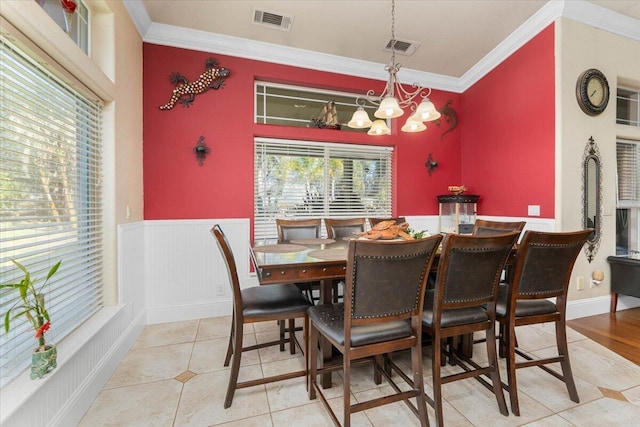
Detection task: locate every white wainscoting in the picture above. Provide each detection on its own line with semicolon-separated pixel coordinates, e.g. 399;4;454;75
144;219;250;324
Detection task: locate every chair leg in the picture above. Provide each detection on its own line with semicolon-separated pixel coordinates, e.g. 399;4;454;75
505;324;520;416
498;322;506;358
485;323;508;416
431;333;445;427
308;322;319;400
304;315;309;391
279;320;286;351
224;321;244;408
343;353;352;427
373;354;383;384
289;318;296;354
224;313;235;367
556;319;579;403
411;343;430;427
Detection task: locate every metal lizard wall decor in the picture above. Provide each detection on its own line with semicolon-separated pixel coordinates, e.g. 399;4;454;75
159;58;230;110
435;99;458;140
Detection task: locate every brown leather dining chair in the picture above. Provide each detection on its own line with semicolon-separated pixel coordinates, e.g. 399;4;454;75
473;219;526;280
324;217;366;239
308;235;443;427
211;225;312;408
472;219;526;236
276;218;322;242
495;229;592;416
323;218;366;303
275;217;322;304
422;231;521;427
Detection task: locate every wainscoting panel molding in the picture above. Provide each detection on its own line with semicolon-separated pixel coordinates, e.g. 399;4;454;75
144;219;249;324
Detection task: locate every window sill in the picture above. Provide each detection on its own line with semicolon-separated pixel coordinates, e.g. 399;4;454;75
0;305;126;424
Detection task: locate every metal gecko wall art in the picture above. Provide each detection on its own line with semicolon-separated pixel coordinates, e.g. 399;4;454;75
159;58;230;110
435;99;458;140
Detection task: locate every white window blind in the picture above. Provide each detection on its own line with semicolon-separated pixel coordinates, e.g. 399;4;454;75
0;36;103;386
254;138;393;240
616;140;640;208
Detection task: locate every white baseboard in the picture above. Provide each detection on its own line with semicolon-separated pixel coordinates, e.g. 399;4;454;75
146;299;232;325
53;309;146;426
566;294;640;320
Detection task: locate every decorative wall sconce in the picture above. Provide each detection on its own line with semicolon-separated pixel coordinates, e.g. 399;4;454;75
193;136;210;166
425;153;438;176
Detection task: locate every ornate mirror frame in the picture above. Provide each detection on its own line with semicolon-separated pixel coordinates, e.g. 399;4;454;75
582;136;602;262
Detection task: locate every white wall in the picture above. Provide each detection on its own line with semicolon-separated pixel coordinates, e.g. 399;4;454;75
557;18;640;303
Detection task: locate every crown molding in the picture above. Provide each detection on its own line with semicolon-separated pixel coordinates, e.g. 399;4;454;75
458;0;563;92
125;0;639;95
563;0;640;42
143;22;462;93
122;0;151;37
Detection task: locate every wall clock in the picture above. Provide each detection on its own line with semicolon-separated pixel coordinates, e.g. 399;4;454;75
576;69;609;116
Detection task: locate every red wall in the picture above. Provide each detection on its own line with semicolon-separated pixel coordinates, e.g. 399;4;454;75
143;25;555;222
460;24;555;218
143;44;461;220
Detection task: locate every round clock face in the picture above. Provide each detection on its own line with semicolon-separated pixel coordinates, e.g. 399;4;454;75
576;69;610;116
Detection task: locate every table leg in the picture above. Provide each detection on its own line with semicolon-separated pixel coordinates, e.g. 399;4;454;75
319;278;333;389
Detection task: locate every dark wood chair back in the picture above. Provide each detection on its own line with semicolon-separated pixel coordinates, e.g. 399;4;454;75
507;229;592;300
324;217;366;239
472;219;526;236
433;232;520;312
276;218;321;242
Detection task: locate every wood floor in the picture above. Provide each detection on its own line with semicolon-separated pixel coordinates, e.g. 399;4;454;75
567;307;640;365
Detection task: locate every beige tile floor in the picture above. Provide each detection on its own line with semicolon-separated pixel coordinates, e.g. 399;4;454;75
79;317;640;426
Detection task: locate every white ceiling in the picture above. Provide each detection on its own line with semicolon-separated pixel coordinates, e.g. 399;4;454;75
139;0;640;80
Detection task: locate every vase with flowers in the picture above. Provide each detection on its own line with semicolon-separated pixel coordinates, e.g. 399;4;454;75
1;259;61;379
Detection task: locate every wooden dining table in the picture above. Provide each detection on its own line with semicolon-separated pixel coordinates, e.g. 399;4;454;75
250;237;515;388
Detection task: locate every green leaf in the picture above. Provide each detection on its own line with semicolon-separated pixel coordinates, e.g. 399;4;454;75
11;259;27;275
19;284;27;300
4;310;11;333
46;261;61;281
0;283;23;289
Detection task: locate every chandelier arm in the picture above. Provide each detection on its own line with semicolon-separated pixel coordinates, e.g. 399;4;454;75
349;0;437;133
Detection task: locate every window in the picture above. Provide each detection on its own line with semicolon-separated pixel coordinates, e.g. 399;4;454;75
37;0;90;54
254;138;393;240
255;82;376;132
0;36;103;386
615;140;640;254
617;87;640;127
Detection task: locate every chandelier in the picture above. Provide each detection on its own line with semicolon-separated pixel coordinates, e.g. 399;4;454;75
347;0;440;135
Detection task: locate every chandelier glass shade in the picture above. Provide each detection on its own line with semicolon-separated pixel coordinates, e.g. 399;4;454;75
367;119;391;135
347;0;439;134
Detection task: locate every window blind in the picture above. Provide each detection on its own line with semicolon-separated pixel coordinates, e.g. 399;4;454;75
0;36;103;386
254;138;393;240
616;141;640;208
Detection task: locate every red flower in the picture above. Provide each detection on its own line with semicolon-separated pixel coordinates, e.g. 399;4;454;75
35;321;50;339
60;0;77;14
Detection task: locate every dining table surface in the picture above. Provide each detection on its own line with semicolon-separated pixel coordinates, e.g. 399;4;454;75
250;238;351;286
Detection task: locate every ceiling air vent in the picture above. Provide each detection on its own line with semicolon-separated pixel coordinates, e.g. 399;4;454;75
252;8;294;32
383;39;420;56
